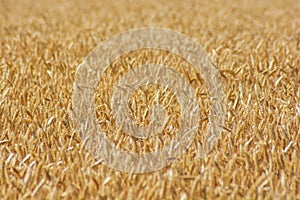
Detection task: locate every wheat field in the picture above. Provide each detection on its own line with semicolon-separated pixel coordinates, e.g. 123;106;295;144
0;0;300;199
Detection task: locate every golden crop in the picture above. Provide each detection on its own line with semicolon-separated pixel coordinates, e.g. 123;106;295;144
0;0;299;199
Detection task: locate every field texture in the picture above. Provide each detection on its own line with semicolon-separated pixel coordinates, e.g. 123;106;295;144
1;0;300;199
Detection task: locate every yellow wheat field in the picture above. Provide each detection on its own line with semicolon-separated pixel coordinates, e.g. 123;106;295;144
0;0;299;199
